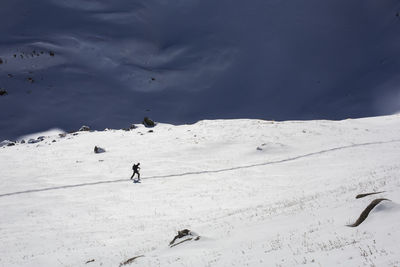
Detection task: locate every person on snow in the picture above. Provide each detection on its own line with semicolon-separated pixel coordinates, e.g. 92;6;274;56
130;163;141;181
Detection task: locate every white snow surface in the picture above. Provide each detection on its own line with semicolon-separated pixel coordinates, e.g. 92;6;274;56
1;115;400;266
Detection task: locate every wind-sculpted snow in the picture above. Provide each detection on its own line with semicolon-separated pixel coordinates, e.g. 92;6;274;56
2;138;398;198
1;0;400;140
1;115;400;266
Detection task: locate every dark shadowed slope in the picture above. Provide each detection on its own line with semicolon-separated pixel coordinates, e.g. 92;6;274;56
1;0;400;140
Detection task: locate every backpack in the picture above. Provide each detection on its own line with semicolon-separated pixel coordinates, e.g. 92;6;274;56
132;164;139;171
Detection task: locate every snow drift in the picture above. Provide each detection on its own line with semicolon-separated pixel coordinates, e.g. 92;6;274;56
1;114;400;266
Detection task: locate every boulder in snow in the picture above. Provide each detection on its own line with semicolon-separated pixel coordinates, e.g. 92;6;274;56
169;229;200;247
79;125;91;132
94;146;106;154
119;255;144;266
142;117;156;128
123;124;138;131
0;140;15;147
27;136;45;144
28;138;41;144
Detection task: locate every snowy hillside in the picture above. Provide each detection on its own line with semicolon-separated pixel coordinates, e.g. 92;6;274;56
1;115;400;266
1;0;400;140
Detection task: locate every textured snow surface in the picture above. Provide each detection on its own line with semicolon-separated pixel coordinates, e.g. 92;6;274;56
1;115;400;266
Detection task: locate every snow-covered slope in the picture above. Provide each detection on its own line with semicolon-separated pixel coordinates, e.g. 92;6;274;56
1;0;400;140
1;115;400;266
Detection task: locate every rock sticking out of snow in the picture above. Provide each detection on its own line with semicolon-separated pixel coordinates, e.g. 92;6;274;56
94;146;106;154
142;117;156;128
0;140;15;147
119;255;144;266
347;198;391;227
123;124;139;131
169;229;200;248
355;191;385;199
79;125;91;132
27;136;46;144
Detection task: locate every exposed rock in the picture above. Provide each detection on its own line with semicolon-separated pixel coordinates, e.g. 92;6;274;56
257;143;268;151
123;124;139;131
0;89;8;96
356;191;385;199
0;140;16;147
28;139;41;144
142;117;156;128
347;198;390;227
94;146;106;154
119;255;144;266
0;140;14;147
169;229;200;248
59;133;67;138
79;125;91;131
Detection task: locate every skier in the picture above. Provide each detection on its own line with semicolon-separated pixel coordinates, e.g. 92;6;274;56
130;163;141;181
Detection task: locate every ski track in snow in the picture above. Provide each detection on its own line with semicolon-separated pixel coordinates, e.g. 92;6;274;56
1;116;400;267
1;139;399;198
